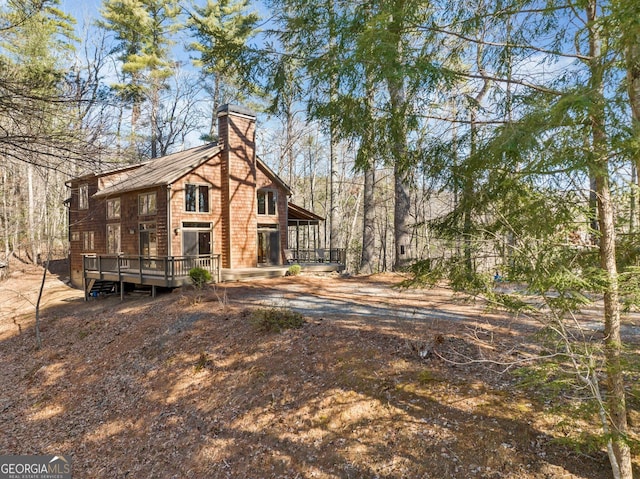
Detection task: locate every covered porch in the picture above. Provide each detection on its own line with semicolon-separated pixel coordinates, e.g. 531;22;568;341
287;202;345;266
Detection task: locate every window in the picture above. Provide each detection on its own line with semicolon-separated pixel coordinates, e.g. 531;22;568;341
107;224;121;254
78;184;88;210
83;231;94;251
107;198;120;219
257;190;277;216
71;232;80;242
139;192;156;215
185;184;209;213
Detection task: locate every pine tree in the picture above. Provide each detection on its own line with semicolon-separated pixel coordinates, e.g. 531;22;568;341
99;0;180;158
187;0;260;141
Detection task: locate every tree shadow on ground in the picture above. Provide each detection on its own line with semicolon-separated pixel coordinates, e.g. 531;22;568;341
0;281;628;478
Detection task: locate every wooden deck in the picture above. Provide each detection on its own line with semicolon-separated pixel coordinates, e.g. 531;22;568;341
83;254;221;300
83;250;346;298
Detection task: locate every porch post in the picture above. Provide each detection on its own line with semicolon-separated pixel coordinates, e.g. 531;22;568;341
83;256;88;301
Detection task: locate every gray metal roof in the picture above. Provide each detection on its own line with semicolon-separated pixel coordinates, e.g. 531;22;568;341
93;143;223;198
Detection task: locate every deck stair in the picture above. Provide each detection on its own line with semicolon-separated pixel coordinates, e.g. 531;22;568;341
87;279;117;297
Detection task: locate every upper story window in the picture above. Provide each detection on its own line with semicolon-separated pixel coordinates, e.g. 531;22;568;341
257;190;276;216
107;198;121;219
139;192;157;215
83;231;94;251
106;224;121;254
185;184;210;213
78;183;89;210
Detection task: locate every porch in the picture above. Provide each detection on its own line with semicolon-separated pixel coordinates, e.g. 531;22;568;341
283;248;346;265
83;254;221;300
83;250;345;298
222;249;346;281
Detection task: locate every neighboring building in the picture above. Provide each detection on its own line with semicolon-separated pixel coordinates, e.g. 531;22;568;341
66;104;338;290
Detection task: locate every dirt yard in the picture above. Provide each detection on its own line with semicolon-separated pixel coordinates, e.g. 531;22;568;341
0;266;638;478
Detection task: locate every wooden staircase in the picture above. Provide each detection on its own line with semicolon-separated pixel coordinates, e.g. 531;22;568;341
86;279;118;298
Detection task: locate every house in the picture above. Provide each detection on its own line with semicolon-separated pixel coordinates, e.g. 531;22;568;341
66;104;343;295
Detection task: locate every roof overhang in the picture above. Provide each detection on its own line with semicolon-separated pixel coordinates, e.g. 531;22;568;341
257;156;292;195
288;202;324;224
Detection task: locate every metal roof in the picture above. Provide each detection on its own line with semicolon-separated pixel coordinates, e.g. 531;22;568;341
93;143;223;198
76;141;294;200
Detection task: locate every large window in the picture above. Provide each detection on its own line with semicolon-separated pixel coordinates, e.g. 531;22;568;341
185;184;209;213
107;224;121;254
139;192;156;215
107;198;120;219
83;231;94;251
79;184;88;210
257;190;277;216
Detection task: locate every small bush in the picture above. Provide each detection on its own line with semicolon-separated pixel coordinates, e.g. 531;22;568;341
251;306;305;332
194;352;213;372
189;267;212;289
287;264;302;276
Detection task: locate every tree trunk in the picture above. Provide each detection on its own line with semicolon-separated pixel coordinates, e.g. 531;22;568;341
150;83;159;159
386;0;412;271
464;41;492;276
359;49;377;274
328;0;338;254
27;164;36;263
286;105;294;188
209;75;221;141
630;162;637;232
394;163;412;270
2;165;10;258
596;172;633;479
360;165;376;274
627;40;640;232
35;251;49;349
587;2;633;477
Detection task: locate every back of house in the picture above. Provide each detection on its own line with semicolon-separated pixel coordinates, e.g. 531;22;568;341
66;104;293;288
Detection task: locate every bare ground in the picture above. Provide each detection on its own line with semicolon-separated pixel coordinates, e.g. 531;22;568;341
0;266;638;478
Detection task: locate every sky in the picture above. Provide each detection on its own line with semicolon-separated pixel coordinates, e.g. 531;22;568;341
54;0;279;153
59;0;103;25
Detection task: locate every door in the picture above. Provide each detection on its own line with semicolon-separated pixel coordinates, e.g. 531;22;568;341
183;230;211;256
139;223;157;257
257;226;280;265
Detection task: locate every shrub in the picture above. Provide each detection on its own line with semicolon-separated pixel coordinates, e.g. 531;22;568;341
189;267;212;289
250;306;305;332
194;352;212;372
287;264;302;276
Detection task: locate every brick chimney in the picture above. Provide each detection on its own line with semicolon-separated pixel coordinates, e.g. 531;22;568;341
217;104;257;268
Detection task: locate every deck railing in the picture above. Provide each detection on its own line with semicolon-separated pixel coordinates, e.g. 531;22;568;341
83;254;222;284
285;248;346;265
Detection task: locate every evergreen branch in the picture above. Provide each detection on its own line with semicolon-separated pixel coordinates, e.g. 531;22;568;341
424;25;591;62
